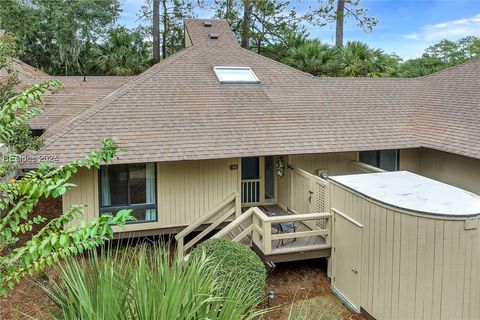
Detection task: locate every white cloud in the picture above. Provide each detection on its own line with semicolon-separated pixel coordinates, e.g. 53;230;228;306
403;13;480;40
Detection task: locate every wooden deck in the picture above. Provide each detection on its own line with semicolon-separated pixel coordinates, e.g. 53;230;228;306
236;205;331;263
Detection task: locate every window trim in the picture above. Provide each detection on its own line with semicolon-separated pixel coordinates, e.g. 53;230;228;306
213;66;261;84
98;163;158;224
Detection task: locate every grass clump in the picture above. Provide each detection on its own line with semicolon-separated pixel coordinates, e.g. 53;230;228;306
41;243;267;320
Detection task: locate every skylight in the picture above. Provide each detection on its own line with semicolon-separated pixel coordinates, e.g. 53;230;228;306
213;67;260;84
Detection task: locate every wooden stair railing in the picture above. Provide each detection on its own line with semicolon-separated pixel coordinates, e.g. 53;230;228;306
212;207;255;243
213;207;332;255
175;193;240;258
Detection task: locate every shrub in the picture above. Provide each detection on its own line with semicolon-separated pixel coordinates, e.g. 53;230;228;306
190;239;267;300
42;244;268;320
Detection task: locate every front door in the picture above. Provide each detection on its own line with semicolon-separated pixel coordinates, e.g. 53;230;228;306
241;156;276;206
332;212;362;312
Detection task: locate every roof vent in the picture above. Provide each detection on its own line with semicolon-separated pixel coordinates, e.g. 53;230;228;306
209;33;219;40
203;21;212;27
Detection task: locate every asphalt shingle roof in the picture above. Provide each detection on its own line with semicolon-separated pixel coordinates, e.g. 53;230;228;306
22;19;480;166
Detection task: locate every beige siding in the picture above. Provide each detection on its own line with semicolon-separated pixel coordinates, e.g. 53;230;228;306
399;148;420;172
418;149;480;195
63;158;240;233
62;167;98;226
400;148;480;195
290;152;357;176
276;159;289;210
156;158;239;228
330;182;480;319
276;152;357;211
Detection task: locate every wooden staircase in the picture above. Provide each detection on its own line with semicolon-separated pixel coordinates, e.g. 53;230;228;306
175;194;332;264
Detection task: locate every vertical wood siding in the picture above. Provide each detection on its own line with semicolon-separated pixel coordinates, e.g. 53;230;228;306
290;152;357;176
330;183;480;320
417;148;480;195
62;167;98;227
399;148;480;195
277;152;357;210
63;159;240;232
157;158;239;227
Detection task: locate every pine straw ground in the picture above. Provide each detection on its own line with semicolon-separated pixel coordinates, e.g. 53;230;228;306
262;259;364;320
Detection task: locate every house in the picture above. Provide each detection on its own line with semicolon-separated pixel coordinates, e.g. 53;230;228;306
18;19;480;319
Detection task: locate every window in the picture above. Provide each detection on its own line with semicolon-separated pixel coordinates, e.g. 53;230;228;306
99;163;157;223
359;150;399;171
213;67;260;84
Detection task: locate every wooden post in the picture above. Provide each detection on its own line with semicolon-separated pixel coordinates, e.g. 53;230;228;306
326;216;332;246
263;221;272;254
177;237;184;259
235;193;241;218
252;213;260;242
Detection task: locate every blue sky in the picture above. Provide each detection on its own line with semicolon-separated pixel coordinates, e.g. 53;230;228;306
119;0;480;59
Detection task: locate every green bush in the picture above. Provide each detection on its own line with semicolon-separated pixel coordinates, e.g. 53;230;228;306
190;239;267;300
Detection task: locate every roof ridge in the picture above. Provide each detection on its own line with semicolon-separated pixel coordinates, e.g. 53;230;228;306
420;58;480;79
37;45;198;153
238;46;422;82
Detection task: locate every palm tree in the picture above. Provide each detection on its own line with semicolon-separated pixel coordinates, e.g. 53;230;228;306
88;27;151;76
340;41;374;76
283;40;340;76
340;41;399;77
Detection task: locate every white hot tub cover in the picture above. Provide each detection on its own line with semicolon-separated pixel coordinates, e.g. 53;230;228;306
329;171;480;217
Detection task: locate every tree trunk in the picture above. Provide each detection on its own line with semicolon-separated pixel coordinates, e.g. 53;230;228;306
153;0;160;63
335;0;345;48
241;0;252;49
162;0;167;59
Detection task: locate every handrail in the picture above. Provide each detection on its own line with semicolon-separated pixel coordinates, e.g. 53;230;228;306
213;206;332;255
351;160;386;173
175;193;236;240
254;211;332;254
212;207;254;239
255;211;331;223
288;164;329;186
175;192;239;258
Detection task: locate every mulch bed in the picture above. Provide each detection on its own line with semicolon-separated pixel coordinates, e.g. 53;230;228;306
262;259;364;320
0;272;57;320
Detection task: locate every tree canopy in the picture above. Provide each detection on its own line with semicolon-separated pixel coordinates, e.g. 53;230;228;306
87;27;151;76
0;0;121;75
269;36;480;78
0;0;478;78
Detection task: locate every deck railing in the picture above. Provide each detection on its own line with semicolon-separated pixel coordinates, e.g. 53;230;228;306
175;192;240;258
213;207;331;255
241;179;261;205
